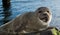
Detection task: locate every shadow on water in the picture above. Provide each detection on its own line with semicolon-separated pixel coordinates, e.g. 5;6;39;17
1;0;12;24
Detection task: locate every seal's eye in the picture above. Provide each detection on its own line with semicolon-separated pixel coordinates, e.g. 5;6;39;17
47;11;49;13
38;11;42;13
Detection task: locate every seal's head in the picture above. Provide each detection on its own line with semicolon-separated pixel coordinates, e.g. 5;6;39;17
35;7;52;31
36;7;52;23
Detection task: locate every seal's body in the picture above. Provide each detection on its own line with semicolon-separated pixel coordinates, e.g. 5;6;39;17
0;7;52;33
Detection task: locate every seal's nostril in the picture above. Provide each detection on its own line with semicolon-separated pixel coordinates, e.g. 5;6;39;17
43;13;47;15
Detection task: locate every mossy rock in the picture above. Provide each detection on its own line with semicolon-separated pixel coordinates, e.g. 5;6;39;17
51;28;60;35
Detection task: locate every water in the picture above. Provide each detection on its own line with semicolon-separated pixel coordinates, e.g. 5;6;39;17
0;0;60;30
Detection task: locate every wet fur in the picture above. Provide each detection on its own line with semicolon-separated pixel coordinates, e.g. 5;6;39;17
0;7;52;33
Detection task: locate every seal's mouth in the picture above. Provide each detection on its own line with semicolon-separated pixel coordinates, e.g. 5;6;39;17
40;17;48;22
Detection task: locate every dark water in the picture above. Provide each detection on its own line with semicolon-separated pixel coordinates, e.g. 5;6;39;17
0;0;60;30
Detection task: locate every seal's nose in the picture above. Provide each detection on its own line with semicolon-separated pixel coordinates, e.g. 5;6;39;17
43;13;48;17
